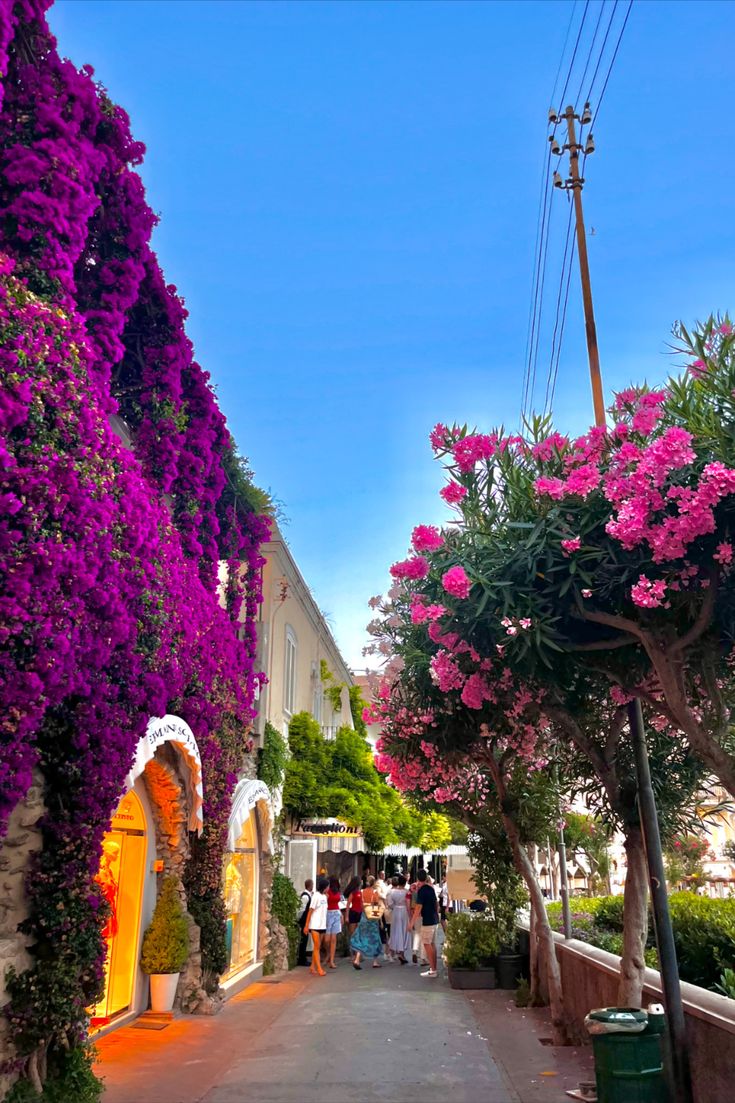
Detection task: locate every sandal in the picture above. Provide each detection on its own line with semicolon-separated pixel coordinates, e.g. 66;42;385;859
372;962;382;968
353;962;362;970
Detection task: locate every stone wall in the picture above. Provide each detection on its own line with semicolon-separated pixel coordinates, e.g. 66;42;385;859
0;772;45;1098
553;935;735;1103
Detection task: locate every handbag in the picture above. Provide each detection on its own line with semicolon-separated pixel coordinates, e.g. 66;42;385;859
362;892;385;921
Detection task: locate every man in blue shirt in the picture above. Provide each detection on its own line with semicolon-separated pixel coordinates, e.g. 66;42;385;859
409;869;439;977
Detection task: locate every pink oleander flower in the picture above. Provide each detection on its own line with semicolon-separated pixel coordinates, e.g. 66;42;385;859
390;555;430;581
429;650;465;692
518;618;532;629
720;322;733;336
631;405;662;435
582;588;592;598
631;574;667;609
688;359;708;379
411;524;444;553
440;480;468;505
715;541;733;566
452;433;495;472
430;423;450;451
367;595;382;609
531;432;569;462
614;387;639;409
561;536;582;555
442;564;472;599
534;476;566;499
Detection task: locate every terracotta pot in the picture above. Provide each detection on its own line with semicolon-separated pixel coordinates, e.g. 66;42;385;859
149;971;180;1012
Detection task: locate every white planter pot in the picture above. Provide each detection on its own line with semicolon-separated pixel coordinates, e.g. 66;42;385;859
149;971;180;1013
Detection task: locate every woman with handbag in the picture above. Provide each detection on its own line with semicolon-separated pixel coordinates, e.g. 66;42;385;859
303;876;329;977
350;875;384;969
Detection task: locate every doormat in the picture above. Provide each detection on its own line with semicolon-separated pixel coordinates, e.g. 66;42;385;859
132;1012;173;1031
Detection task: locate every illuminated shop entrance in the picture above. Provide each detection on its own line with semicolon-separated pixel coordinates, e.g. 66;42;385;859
90;790;148;1029
224;810;259;975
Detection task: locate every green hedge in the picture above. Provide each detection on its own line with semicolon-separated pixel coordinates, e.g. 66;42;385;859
546;893;735;991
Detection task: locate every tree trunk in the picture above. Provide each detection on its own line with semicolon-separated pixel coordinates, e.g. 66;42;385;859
618;824;649;1007
487;759;570;1044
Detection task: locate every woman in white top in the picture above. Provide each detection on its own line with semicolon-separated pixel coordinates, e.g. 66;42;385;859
303;875;329;977
386;874;411;964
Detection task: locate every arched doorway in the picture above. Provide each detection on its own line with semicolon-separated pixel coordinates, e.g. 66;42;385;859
90;787;151;1029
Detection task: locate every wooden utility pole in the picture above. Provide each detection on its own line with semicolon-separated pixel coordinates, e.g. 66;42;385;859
552;105;606;427
549;101;695;1103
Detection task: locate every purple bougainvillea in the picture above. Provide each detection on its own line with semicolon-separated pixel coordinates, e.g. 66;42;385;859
0;0;269;1092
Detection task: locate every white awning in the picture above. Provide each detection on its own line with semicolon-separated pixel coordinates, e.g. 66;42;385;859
228;778;272;851
125;715;204;834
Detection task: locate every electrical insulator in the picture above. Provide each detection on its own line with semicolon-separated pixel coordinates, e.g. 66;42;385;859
581;102;592;125
553;171;563;188
585;134;595;155
548;107;558;123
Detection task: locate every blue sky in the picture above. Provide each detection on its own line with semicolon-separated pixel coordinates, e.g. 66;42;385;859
51;0;735;668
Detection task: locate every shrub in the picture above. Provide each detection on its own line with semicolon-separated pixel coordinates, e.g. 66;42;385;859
593;894;626;933
140;877;190;975
444;913;500;970
669;893;735;990
186;887;227;987
270;871;301;970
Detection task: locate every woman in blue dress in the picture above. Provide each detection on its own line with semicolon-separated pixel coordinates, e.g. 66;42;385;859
350;875;383;969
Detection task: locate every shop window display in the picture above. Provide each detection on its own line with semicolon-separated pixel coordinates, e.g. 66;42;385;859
223;810;259;974
89;791;147;1028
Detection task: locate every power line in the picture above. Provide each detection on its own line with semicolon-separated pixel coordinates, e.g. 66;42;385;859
574;0;609;109
556;0;590;110
544;206;576;417
583;0;619;105
589;0;634;130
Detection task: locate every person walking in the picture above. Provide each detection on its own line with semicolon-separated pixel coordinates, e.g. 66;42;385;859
386;874;411;964
439;876;451;932
409;869;439;978
344;875;363;948
296;878;313;967
303;875;329;977
324;875;343;970
350;875;384;969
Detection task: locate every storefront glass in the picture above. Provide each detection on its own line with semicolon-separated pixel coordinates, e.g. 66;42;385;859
223;810;258;975
89;790;147;1028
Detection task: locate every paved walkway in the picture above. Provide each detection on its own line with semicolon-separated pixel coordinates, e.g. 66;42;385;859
97;959;592;1103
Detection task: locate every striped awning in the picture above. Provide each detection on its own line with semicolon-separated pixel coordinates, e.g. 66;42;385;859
380;844;468;858
315;835;366;854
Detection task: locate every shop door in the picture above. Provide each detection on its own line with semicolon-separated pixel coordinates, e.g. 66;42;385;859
90;790;147;1028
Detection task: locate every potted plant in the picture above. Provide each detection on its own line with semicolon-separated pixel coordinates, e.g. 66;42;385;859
140;876;190;1012
444;913;500;989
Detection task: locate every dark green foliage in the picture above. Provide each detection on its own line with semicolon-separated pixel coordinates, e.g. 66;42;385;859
282;712;449;851
257;722;288;791
444;913;500;969
669;892;735;990
6;1046;103;1103
547;891;735;987
186;888;227;986
467;815;528;948
140;877;189;974
348;684;369;738
271;871;300;970
281;712;330;820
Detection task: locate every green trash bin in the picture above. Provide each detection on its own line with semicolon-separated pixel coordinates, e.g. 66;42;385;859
585;1006;669;1103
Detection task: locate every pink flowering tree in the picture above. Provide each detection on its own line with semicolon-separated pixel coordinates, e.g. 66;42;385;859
422;318;735;801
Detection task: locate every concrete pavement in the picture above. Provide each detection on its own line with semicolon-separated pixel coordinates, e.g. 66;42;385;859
98;958;592;1103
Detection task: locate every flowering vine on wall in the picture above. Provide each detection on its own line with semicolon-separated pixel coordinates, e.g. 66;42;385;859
0;1;270;1096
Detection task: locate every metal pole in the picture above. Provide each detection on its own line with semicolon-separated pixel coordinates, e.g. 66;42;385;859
629;699;693;1103
563;106;606;428
557;827;573;939
545;835;556;900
